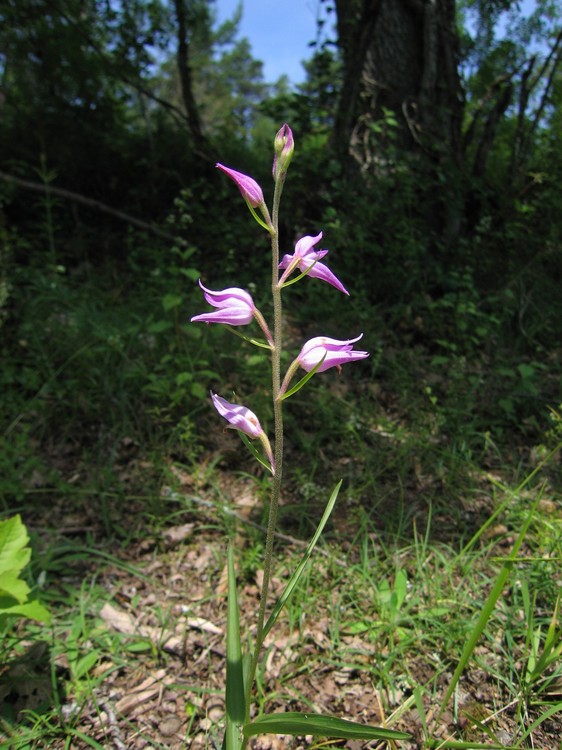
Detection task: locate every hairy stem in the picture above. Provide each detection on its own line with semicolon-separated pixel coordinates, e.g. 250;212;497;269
244;174;286;721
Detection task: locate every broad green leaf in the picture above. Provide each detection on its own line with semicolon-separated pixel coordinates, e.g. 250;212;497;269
0;515;31;577
225;545;245;750
0;600;51;623
262;480;341;640
0;571;31;603
74;649;101;679
243;712;410;741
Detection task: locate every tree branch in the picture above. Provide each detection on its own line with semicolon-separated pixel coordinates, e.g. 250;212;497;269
0;171;180;243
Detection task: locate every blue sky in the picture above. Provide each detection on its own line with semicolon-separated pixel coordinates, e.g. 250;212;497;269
215;0;541;87
215;0;320;85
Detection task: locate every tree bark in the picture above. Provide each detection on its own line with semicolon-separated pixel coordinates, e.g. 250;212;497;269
331;0;383;157
173;0;207;155
333;0;463;164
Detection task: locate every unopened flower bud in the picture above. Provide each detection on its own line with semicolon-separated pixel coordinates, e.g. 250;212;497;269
273;123;294;180
216;163;264;208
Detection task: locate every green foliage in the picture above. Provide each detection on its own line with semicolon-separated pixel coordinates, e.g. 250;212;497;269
0;515;50;625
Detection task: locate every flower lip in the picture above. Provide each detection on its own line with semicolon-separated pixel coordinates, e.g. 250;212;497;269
216;163;264;207
297;334;369;373
211;392;264;439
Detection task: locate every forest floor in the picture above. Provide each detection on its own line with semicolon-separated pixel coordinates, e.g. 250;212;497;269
2;421;561;750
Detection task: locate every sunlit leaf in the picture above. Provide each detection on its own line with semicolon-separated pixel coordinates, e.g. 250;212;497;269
244;712;410;740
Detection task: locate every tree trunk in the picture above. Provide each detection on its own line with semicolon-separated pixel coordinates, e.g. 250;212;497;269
334;0;463;163
173;0;207;155
333;0;464;240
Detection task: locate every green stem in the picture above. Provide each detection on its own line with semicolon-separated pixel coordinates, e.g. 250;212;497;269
244;173;286;722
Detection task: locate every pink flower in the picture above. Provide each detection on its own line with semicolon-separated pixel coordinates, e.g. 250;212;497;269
211;392;264;438
211;392;274;473
278;232;349;295
297;334;369;373
216;163;265;208
191;281;256;325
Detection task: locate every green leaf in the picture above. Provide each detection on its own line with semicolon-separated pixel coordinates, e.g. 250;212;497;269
225;545;245;750
437;490;543;721
279;353;327;401
0;600;51;623
148;319;172;333
394;568;408;610
162;293;183;311
74;649;100;679
224;325;272;350
0;515;31;578
181;267;200;282
239;432;273;475
190;382;207;401
0;516;50;623
262;480;341;640
0;570;31;603
424;741;518;749
243;712;410;741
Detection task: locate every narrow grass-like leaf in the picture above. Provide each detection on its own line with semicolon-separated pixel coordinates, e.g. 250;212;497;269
413;687;429;739
243;712;411;740
424;741;518;749
246;199;273;233
528;595;561;681
68;729;106;749
437;491;542;722
278;256;321;288
224;325;272;350
460;444;560;558
262;480;341;640
238;432;273;474
225;544;245;750
517;700;562;743
279;353;327;401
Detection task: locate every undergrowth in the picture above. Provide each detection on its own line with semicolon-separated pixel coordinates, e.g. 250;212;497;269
0;241;561;748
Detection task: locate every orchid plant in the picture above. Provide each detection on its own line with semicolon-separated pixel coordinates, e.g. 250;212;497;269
191;125;410;749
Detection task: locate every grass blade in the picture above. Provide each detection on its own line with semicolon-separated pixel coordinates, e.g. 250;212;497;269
517;700;562;743
424;741;518;749
243;711;411;740
437;490;542;722
225;544;245;750
262;480;341;640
